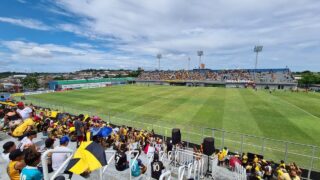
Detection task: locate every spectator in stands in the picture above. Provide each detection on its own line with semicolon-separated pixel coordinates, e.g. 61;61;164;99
7;149;25;180
277;168;291;180
279;160;286;168
16;102;33;120
217;150;225;166
74;115;84;148
263;161;273;180
115;143;129;171
12;116;39;138
18;131;38;151
1;141;16;163
229;153;241;170
20;150;43;180
7;109;22;129
52;136;72;171
241;152;248;166
38;138;55;173
151;153;165;180
130;150;146;177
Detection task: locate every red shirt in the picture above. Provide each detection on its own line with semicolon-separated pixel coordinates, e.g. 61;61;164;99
230;156;241;168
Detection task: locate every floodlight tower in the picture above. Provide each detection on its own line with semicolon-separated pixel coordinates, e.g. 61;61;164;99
156;53;162;70
197;50;203;69
253;45;263;82
188;57;191;70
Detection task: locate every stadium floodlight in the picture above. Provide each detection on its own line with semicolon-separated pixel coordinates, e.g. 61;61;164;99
188;57;191;70
156;53;162;70
253;45;263;82
197;50;203;69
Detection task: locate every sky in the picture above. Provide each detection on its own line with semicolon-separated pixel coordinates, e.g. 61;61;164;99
0;0;319;72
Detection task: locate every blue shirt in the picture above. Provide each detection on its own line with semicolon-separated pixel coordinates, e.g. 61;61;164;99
130;159;142;177
20;166;43;180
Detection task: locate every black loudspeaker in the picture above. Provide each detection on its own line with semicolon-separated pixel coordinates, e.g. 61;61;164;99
203;137;215;156
172;128;181;145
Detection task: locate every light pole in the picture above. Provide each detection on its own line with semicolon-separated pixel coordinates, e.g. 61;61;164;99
253;45;263;82
156;54;162;70
188;57;191;70
197;50;203;69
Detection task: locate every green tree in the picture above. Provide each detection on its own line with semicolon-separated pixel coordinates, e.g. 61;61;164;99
21;76;39;90
298;72;320;87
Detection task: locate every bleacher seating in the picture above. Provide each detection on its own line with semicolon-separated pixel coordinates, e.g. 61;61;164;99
137;68;295;83
0;103;303;180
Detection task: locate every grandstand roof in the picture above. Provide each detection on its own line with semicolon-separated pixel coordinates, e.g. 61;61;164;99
52;77;134;85
190;68;290;73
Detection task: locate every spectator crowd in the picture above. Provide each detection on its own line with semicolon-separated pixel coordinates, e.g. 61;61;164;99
137;69;295;83
0;101;303;180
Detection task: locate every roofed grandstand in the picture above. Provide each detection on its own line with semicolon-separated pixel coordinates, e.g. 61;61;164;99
137;68;295;83
136;68;297;89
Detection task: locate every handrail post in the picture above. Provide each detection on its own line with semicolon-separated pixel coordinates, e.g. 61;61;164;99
284;142;288;162
212;128;214;138
201;127;204;140
261;138;265;156
178;165;185;180
222;131;225;149
41;150;74;180
308;146;316;179
41;150;50;180
159;170;171;180
240;134;244;155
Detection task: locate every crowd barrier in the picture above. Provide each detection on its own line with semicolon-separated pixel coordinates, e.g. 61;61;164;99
19;98;320;179
41;149;139;180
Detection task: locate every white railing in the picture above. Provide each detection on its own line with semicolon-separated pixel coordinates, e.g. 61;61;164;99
41;150;74;180
100;150;116;179
235;162;246;180
187;162;193;179
178;165;185;180
42;149;118;180
211;156;219;179
159;151;165;161
174;149;204;180
160;170;171;180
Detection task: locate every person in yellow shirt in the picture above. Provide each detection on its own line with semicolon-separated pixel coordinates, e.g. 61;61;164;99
279;160;286;168
217;150;225;166
241;153;248;166
278;168;291;180
7;149;25;180
12;117;36;137
253;155;259;163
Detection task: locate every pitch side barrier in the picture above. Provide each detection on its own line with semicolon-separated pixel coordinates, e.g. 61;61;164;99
19;100;320;180
41;149;140;180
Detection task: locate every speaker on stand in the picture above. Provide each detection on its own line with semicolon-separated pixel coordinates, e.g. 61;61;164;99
203;137;215;177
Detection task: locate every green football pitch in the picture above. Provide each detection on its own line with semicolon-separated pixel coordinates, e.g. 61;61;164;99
26;85;320;170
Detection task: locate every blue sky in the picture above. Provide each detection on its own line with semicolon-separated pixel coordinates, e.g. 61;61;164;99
0;0;319;72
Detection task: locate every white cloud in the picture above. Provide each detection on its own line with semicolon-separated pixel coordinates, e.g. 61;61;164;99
1;1;320;71
49;0;320;71
0;40;151;72
0;17;51;31
16;0;26;3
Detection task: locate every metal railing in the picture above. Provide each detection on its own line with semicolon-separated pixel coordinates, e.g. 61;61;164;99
41;150;74;180
159;170;171;180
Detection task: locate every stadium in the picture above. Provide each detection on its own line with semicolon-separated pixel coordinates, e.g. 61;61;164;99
1;67;318;179
1;1;320;180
